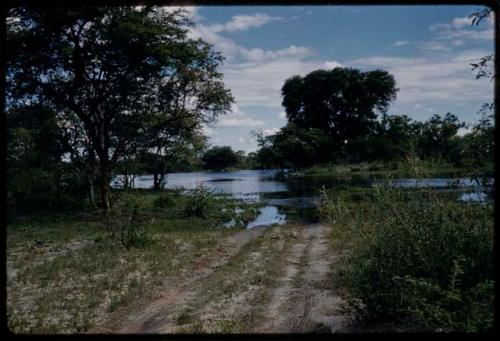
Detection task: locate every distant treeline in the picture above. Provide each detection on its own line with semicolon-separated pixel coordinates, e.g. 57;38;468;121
253;112;494;171
252;68;494;171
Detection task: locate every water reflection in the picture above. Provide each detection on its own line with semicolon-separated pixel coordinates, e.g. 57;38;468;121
460;192;490;203
247;206;287;229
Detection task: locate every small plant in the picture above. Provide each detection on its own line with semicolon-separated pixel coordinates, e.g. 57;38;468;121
175;309;194;325
104;195;152;249
183;185;215;219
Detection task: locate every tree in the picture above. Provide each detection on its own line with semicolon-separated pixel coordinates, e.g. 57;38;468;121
416;113;465;161
355;113;421;162
201;146;239;170
7;7;232;211
271;124;331;169
139;36;233;189
281;67;398;160
6;105;87;214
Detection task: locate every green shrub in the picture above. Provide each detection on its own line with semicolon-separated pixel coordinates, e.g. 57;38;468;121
105;194;152;249
182;186;215;218
320;186;494;331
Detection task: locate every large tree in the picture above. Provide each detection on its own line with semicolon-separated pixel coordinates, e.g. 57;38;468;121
281;67;398;160
201;146;239;171
7;6;232;211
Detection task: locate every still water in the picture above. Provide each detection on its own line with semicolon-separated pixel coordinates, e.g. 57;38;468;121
113;170;492;228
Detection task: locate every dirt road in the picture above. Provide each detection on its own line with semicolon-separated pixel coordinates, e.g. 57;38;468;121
98;223;350;334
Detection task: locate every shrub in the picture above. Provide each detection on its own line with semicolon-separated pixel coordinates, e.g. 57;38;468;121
182;186;215;218
320;185;494;331
105;194;152;249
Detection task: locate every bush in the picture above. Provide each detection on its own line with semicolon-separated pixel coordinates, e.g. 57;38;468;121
182;186;215;218
320;185;494;331
105;194;152;249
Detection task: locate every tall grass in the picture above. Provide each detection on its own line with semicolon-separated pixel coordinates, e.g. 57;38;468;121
319;185;494;332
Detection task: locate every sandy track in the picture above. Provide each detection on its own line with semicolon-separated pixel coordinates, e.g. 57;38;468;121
254;224;350;333
96;224;350;334
95;226;268;333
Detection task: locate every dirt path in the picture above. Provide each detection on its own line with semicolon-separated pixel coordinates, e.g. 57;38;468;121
99;223;350;334
97;226;269;333
255;224;350;333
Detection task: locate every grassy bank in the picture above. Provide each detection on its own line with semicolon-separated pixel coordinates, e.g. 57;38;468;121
319;184;494;332
292;159;493;178
7;188;260;333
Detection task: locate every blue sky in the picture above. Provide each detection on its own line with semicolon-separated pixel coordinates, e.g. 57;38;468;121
175;5;494;152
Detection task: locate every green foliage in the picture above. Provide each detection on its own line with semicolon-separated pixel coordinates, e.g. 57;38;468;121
7;7;233;209
6;106;89;216
182;186;215;218
201;146;240;170
282;67;398;161
320;186;494;331
106;194;152;249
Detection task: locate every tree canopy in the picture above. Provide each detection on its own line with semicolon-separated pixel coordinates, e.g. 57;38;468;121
281;67;398;157
201;146;240;171
7;6;233;210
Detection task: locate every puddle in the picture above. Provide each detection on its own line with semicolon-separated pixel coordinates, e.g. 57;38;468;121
247;206;287;229
459;191;490;203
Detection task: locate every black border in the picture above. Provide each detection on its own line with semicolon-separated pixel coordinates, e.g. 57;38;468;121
2;0;498;339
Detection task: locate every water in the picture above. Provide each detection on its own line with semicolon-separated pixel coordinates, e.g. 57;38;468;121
247;206;287;229
113;171;493;228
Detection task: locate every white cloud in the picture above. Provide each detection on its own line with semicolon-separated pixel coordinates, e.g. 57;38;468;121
429;16;494;42
156;6;202;21
393;40;409;47
429;22;450;32
215;13;282;32
240;45;314;62
457;126;472;137
262;128;280;136
217;105;265;127
421;41;451;52
184;11;334;109
278;111;287;119
350;49;493;106
187;12;312;64
323;60;343;69
452;16;474;29
202;126;218;137
223;58;345;108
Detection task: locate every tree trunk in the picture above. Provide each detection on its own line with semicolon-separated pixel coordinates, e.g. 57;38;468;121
55;166;61;206
99;161;111;213
153;171;160;190
86;163;97;207
89;179;96;207
123;173;129;190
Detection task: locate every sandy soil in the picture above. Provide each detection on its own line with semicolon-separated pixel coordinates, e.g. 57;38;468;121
255;224;350;333
97;224;351;334
97;225;269;333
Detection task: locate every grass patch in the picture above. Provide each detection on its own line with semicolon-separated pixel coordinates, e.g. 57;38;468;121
293;159;475;178
7;189;258;333
172;224;300;333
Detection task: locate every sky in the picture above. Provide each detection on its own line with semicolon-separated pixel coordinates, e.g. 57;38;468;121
174;5;495;153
